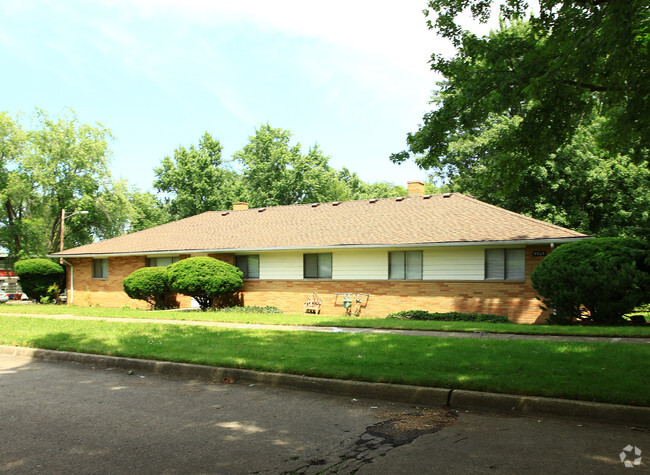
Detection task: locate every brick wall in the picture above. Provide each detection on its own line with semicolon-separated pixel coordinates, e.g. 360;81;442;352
66;256;150;309
65;245;552;323
238;245;551;323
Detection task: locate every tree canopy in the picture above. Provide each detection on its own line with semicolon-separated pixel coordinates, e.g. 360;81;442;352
153;132;243;221
234;124;346;208
153;124;416;219
0;110;136;263
392;1;650;238
409;0;649;163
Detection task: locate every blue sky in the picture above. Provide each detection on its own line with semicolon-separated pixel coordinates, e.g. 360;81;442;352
0;1;493;192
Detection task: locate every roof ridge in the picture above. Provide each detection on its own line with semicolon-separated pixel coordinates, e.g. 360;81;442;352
206;193;453;214
454;194;589;237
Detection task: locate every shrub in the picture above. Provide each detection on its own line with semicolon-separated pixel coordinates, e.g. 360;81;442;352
531;238;650;325
14;258;65;302
386;310;509;323
123;267;177;309
215;305;282;314
39;284;62;304
165;257;243;310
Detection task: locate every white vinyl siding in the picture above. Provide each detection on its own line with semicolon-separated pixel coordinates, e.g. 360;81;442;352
332;250;388;279
423;247;484;280
251;246;525;281
258;251;303;279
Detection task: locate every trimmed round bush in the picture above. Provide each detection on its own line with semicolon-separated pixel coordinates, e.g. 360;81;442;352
531;238;650;324
14;258;65;302
165;257;243;310
123;267;177;309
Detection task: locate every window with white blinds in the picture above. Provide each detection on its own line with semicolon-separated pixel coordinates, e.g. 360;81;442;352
303;253;332;279
236;255;260;279
389;251;423;280
485;248;525;280
92;259;108;279
146;256;179;267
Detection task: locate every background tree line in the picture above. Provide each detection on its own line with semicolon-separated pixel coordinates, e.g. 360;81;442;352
0;113;415;264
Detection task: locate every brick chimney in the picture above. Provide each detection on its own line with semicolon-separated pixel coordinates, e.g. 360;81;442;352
407;181;425;197
233;202;249;210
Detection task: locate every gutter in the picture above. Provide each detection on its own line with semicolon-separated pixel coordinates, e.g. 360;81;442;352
61;259;74;305
49;236;591;259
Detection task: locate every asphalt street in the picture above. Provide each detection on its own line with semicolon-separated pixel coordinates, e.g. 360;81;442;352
0;354;647;474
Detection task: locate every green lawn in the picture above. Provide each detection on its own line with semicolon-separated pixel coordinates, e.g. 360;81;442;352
0;315;648;406
2;304;650;337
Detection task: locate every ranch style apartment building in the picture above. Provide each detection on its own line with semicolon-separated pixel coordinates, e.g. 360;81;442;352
52;182;590;323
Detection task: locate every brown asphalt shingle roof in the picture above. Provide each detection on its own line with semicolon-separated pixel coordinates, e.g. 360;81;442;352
55;193;589;256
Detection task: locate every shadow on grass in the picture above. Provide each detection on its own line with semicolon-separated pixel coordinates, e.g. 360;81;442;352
7;316;648;407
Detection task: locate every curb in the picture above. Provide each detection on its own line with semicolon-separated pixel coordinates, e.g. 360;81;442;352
2;345;648;428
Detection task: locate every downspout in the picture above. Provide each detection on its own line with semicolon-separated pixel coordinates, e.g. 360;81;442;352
61;259;74;304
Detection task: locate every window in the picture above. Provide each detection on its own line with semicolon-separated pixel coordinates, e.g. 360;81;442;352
304;253;332;279
389;251;423;280
145;256;179;267
235;255;260;279
485;248;525;280
92;259;108;279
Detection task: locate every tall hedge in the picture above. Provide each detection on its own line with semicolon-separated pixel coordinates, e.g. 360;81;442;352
531;238;650;324
123;267;177;309
165;257;243;310
14;258;65;302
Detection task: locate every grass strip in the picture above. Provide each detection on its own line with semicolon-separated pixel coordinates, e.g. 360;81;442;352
2;305;650;337
0;316;647;406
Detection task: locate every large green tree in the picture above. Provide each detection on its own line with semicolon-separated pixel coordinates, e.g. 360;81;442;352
432;112;650;237
125;190;170;233
152;125;437;217
234;124;346;208
336;168;408;200
400;0;649;165
0;110;134;262
393;3;650;237
153;132;242;220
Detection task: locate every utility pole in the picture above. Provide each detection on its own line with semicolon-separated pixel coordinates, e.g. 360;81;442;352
60;209;89;263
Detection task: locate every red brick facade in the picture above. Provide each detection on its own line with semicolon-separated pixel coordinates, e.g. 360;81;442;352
64;245;551;324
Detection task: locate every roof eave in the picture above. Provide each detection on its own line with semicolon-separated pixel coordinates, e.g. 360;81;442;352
49;236;591;258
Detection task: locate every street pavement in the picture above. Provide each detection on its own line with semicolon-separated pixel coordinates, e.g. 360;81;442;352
1;354;647;474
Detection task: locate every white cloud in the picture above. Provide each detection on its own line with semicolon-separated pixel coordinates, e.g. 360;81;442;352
99;0;440;72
